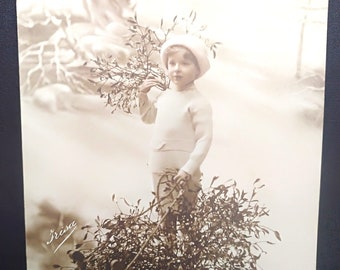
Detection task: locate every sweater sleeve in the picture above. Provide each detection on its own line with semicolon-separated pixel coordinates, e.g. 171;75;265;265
138;92;157;124
181;99;213;175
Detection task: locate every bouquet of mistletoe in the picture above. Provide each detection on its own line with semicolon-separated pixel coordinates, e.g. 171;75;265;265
87;11;221;113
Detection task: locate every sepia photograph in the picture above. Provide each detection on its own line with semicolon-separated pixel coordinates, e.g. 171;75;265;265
16;0;328;269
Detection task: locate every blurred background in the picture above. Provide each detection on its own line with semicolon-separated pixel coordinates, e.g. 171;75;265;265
17;0;328;269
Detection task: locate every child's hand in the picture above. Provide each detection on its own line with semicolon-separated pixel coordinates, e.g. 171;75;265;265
138;75;162;94
174;170;191;182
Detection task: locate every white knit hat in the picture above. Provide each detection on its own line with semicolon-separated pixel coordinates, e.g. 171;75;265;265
160;35;210;78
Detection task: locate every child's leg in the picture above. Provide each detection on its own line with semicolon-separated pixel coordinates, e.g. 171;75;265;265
153;173;179;248
182;171;202;211
153;170;201;214
153;172;178;214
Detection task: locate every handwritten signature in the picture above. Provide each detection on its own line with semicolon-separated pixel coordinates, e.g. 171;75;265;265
46;220;77;253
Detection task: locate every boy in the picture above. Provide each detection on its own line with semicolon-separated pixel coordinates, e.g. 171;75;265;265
138;35;213;218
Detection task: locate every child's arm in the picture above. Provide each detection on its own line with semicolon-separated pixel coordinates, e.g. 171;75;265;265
180;98;213;176
138;76;161;124
138;92;157;124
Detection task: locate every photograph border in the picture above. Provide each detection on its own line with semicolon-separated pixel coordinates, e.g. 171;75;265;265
0;0;339;269
0;1;27;269
316;0;340;268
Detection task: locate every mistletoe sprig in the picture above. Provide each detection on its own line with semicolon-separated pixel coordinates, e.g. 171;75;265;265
54;177;280;270
87;11;221;114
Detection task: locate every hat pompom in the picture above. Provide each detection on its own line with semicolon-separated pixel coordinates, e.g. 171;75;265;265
160;35;210;78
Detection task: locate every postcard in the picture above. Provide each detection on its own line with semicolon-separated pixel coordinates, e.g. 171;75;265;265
16;0;329;269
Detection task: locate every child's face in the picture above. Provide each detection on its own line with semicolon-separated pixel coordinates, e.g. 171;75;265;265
166;47;200;91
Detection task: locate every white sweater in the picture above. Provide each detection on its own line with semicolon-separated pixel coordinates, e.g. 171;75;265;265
139;85;212;175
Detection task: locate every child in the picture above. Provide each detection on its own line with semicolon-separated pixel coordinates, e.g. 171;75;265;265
138;35;213;219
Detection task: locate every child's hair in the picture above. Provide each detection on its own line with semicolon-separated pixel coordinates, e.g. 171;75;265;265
160;35;210;78
163;45;200;72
